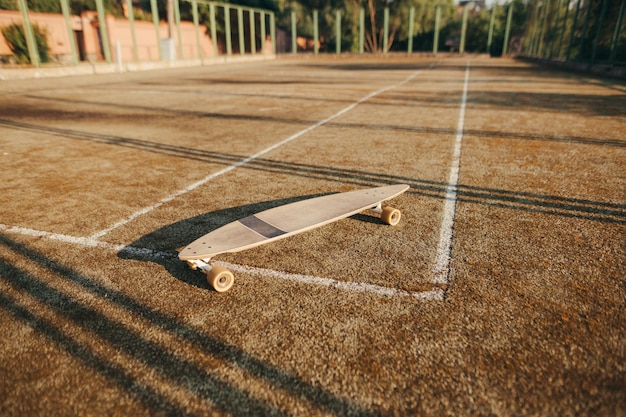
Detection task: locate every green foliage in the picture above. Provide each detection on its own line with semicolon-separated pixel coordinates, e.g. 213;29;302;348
0;0;17;10
229;0;278;11
523;0;624;63
0;0;122;13
276;0;536;55
468;8;491;52
290;0;457;52
1;22;49;63
28;0;61;13
69;0;122;15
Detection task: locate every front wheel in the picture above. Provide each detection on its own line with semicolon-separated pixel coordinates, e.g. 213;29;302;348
206;266;235;292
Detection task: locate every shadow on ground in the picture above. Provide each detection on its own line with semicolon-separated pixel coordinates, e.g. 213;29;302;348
0;233;382;416
118;193;332;290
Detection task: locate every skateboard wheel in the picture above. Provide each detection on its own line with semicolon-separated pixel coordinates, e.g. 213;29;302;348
206;266;235;292
381;207;401;226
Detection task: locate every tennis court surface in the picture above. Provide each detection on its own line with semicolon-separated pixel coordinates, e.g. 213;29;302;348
1;55;624;415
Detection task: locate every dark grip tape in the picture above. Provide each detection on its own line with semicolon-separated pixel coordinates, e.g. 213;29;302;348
239;215;287;239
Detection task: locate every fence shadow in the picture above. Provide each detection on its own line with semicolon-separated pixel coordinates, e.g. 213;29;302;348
0;233;385;417
1;117;624;226
5;86;625;144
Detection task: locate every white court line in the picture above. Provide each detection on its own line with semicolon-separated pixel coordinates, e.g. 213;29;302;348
431;61;470;285
0;224;444;300
224;262;444;300
89;70;423;240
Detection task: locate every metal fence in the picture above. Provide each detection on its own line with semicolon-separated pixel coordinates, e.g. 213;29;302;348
522;0;625;67
278;3;517;56
6;0;276;67
5;0;624;72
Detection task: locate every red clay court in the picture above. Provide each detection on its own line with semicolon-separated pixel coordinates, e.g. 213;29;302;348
0;55;624;416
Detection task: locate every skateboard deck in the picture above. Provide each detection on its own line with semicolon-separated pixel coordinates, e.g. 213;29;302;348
179;183;410;292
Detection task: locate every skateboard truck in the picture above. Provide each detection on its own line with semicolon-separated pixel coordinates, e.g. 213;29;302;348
369;203;383;213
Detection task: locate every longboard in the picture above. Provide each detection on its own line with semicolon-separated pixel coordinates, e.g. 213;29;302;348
179;183;410;292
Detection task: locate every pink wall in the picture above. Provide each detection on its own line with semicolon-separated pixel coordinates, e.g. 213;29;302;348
0;9;215;62
89;12;215;61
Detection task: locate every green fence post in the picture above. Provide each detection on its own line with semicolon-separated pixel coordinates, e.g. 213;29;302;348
460;5;468;55
545;0;557;58
537;0;550;57
408;6;414;54
590;0;609;65
95;0;112;62
237;7;244;55
250;9;256;54
566;0;582;60
149;0;162;60
60;0;78;64
174;0;183;59
556;0;570;58
503;3;513;55
225;5;232;56
433;4;441;55
359;8;364;54
487;4;495;55
610;0;626;65
533;3;545;56
313;10;319;54
16;0;40;66
270;12;276;54
528;4;540;56
335;10;341;54
260;11;266;53
291;10;297;54
210;3;217;57
578;0;594;60
125;0;138;61
549;0;563;58
383;7;389;53
192;0;202;59
527;19;537;56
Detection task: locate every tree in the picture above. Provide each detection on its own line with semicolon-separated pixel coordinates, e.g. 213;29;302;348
0;0;61;12
70;0;122;15
0;0;122;14
347;0;415;52
295;0;455;53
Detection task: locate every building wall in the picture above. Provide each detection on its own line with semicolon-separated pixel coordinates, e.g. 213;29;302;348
0;9;215;63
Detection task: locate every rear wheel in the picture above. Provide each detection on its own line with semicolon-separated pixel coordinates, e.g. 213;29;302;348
206;266;235;292
381;207;401;226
